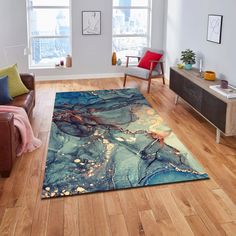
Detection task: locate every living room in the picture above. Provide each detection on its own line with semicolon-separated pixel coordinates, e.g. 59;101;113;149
0;0;235;235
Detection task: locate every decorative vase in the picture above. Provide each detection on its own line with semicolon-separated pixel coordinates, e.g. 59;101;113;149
184;64;192;70
117;58;122;66
66;55;72;67
112;52;117;65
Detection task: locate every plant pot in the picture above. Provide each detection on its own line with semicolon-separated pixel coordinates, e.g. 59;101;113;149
184;64;192;70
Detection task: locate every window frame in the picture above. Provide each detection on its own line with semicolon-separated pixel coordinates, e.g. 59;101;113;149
112;0;152;62
26;0;72;69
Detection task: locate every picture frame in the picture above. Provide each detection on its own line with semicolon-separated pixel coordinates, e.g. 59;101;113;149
207;14;223;44
82;11;101;35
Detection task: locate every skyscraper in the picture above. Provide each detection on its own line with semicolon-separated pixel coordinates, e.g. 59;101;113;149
120;0;131;21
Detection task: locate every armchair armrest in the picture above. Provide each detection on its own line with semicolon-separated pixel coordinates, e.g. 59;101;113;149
149;60;164;75
149;60;160;70
125;55;141;67
125;55;141;59
20;73;35;91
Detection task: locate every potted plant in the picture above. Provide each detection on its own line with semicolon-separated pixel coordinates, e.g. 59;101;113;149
180;49;196;70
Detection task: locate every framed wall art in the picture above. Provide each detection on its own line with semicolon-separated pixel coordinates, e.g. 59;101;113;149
207;14;223;44
82;11;101;35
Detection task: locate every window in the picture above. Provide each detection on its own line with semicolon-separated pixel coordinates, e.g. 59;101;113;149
112;0;151;63
27;0;71;68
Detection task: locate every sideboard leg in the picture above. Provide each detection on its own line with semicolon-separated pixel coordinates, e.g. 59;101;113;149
175;95;179;105
216;129;221;143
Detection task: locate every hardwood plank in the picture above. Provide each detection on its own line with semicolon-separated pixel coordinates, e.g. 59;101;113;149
14;207;32;236
15;132;47;209
171;188;196;216
0;155;28;208
46;199;64;236
185;215;211;236
221;221;236;236
0;207;5;226
186;185;225;236
156;218;178;236
78;195;96;236
30;199;50;236
144;188;171;221
132;188;151;211
202;176;220;190
158;189;194;236
64;198;79;236
109;214;129;236
104;192;122;216
118;190;145;236
139;210;163;236
189;182;233;224
212;188;236;221
0;207;22;236
15;132;49;236
91;193;111;236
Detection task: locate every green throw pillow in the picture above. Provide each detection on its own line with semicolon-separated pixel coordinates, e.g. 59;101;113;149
0;64;29;97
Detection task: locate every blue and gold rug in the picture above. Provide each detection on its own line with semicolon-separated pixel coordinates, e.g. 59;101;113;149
42;89;209;198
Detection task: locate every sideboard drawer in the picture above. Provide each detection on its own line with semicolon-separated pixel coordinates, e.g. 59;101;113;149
201;91;227;132
170;69;183;96
182;78;203;112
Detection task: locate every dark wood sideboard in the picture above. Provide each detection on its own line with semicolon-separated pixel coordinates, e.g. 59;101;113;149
169;67;236;143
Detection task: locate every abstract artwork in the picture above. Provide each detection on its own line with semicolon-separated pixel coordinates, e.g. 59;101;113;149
42;89;209;199
207;14;223;44
82;11;101;35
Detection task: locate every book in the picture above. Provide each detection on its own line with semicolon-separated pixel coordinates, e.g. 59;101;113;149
209;84;236;99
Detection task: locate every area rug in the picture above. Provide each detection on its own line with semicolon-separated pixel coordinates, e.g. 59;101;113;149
42;88;209;199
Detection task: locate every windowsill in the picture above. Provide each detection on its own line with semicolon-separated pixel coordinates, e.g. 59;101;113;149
112;62;139;67
29;66;72;70
112;64;125;67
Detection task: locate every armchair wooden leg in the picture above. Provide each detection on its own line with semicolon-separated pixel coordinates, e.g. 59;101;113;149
162;76;165;85
123;74;127;87
147;79;152;93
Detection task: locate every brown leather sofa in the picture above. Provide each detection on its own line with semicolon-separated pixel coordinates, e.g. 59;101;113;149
0;73;35;177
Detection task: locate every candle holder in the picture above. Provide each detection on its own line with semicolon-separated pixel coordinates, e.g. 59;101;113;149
199;58;204;78
221;80;228;89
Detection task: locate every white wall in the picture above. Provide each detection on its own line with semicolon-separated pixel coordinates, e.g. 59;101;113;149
0;0;28;71
151;0;165;50
0;0;165;79
164;0;236;86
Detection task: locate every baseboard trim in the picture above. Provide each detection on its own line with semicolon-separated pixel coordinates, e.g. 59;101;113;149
37;73;124;81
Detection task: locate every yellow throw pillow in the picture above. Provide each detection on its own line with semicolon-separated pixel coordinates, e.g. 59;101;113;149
0;64;29;97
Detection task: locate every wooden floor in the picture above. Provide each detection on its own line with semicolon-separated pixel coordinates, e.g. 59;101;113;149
0;77;236;236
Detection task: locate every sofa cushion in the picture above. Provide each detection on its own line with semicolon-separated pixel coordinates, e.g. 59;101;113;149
0;64;29;98
8;90;35;115
0;76;13;104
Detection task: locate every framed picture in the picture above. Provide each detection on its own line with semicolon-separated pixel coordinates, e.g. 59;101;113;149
207;14;223;44
82;11;101;35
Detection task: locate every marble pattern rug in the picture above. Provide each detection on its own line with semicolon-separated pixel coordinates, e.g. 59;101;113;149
42;89;209;198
